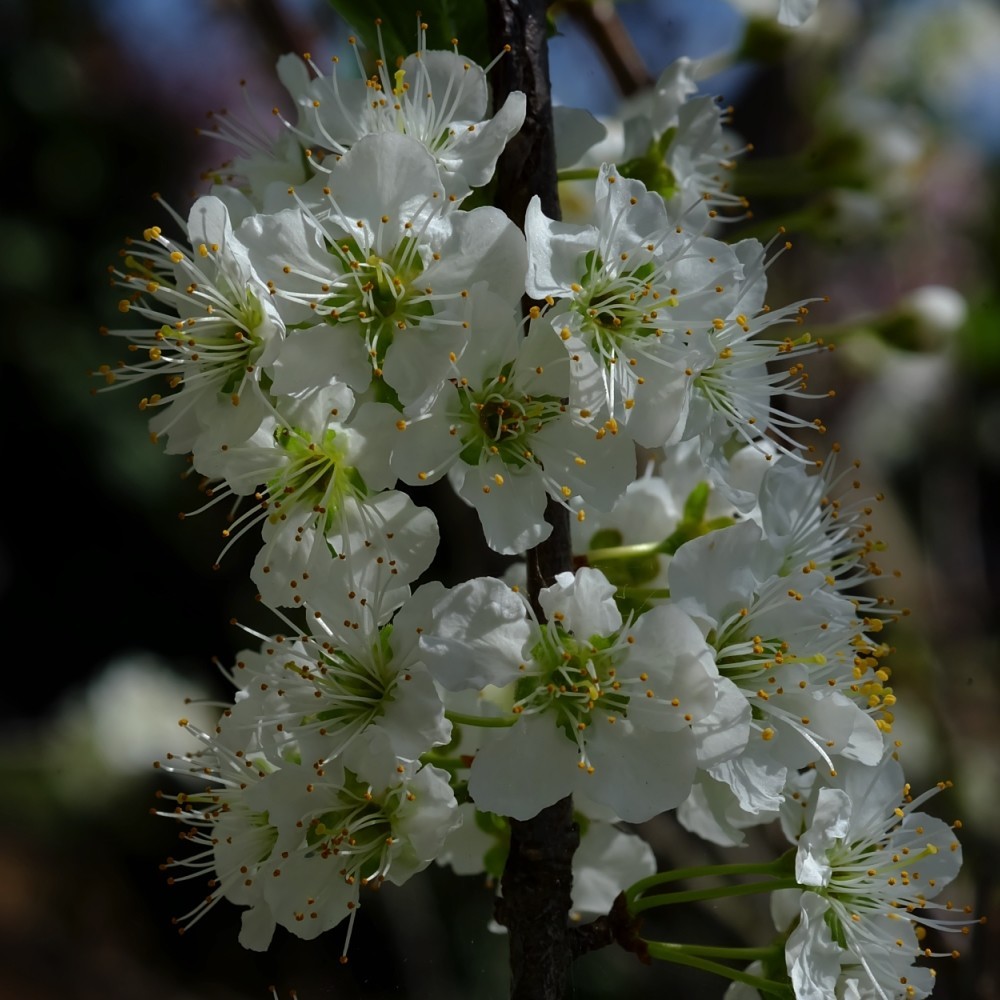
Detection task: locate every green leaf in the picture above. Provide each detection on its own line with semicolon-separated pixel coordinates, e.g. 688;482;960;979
325;0;492;69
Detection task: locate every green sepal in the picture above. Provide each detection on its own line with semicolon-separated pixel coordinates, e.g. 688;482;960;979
617;130;679;202
589;527;624;551
823;905;849;949
657;483;735;556
682;480;710;523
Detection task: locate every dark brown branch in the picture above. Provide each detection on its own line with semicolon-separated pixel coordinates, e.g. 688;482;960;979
486;3;581;998
570;891;650;963
495;796;580;1000
488;0;562;229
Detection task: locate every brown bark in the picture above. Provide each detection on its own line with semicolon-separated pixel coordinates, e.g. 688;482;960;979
486;3;579;998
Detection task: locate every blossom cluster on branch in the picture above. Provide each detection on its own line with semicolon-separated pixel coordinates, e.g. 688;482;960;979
95;11;977;997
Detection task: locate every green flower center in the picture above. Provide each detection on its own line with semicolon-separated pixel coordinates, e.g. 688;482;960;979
321;236;432;370
515;623;635;752
573;251;669;360
298;629;398;733
305;768;405;883
453;363;566;469
267;424;366;531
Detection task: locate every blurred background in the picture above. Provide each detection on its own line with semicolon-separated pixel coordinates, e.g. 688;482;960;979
1;0;998;997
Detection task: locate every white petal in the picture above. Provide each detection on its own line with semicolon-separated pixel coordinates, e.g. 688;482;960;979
571;823;655;917
786;893;842;1000
469;716;579;819
238;903;277;951
418;577;532;691
584;719;696;823
795;787;851;887
539;567;621;636
552;105;608;169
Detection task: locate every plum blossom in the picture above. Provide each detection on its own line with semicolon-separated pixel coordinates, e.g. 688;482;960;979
95;195;283;456
216;589;451;768
157;726;458;952
668;518;887;821
390;306;636;553
416;568;732;822
555;58;749;225
272;26;526;201
779;756;972;999
526;167;820;451
249;132;526;406
187;382;437;607
199;24;525;206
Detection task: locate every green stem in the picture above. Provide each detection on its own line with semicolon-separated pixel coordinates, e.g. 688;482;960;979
627;856;792;903
630;877;798;914
445;710;518;728
417;754;467;774
644;942;793;998
586;540;663;562
735;158;866;195
667;943;781;961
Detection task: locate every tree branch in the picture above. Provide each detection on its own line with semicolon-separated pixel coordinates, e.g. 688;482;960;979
558;0;653;97
486;3;580;998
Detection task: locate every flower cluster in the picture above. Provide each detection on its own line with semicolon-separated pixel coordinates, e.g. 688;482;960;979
99;13;973;996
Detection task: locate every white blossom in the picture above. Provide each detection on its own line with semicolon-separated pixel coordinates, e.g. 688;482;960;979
250;132;526;406
527;168;820;451
96;195;284;456
157;724;458;952
417;568;724;822
781;756;971;999
668;518;887;819
391;307;636;553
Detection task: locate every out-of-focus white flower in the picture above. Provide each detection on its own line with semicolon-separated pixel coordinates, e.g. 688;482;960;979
898;285;968;346
726;0;819;28
47;655;212;805
854;0;1000;152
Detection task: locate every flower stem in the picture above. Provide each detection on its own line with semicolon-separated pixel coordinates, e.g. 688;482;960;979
445;710;518;728
671;943;782;961
557;168;601;182
630;877;798;913
643;942;794;998
626;853;796;914
628;855;793;900
585;540;663;561
615;586;671;603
